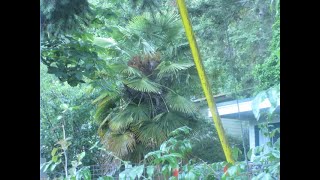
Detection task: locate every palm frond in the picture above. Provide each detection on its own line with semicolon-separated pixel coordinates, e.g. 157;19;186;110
124;78;161;93
109;64;142;77
127;15;150;33
127;104;150;122
165;92;198;115
102;131;136;157
109;109;133;131
122;66;143;77
125;142;151;163
136;112;188;146
155;112;187;135
135;121;167;147
154;12;182;42
156;61;194;79
134;113;166;145
98;112;114;137
126;12;182;52
108;103;150;131
93;93;119;124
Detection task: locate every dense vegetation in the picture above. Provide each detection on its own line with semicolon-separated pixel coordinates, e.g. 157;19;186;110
40;0;280;179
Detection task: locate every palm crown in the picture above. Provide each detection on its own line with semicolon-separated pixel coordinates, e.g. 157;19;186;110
92;12;201;162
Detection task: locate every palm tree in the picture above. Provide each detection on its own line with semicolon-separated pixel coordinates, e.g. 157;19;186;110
92;12;201;162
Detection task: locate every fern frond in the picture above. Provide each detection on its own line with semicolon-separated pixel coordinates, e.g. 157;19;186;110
165;92;198;115
124;78;161;93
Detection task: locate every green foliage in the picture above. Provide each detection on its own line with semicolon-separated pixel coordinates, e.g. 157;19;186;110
253;0;280;91
165;92;198;114
119;164;145;180
40;63;102;178
186;0;278;96
252;85;280;120
156;62;194;80
41;34;107;86
41;1;280;178
40;0;92;36
190;120;249;163
115;124;279;180
124;78;161;93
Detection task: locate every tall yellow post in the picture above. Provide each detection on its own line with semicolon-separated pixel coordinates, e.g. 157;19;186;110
176;0;235;164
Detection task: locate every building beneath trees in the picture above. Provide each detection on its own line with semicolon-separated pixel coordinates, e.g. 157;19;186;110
193;94;280;150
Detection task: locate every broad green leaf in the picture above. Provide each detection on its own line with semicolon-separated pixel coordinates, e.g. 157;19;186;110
50;163;58;171
51;147;59;157
76;167;91;180
60;104;69;110
185;171;196;179
266;86;280;114
169;126;192;137
272;150;280;158
226;165;238;176
274;138;280;149
252;91;267;120
163;156;178;168
231;147;241;161
93;37;117;48
161;164;171;176
52;155;59;163
262;173;273;180
146;166;155;178
43;161;52;172
97;176;114;180
77;152;86;161
129;165;144;179
119;170;127;180
167;153;183;158
145;150;162;160
89;141;99;150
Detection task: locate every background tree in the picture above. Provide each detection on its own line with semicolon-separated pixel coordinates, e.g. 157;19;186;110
40;63;106;177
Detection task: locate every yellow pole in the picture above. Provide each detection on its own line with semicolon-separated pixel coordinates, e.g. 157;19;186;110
176;0;235;164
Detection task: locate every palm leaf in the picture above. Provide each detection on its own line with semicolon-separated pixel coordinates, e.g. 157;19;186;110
127;15;150;34
165;92;198;115
109;64;142;77
109;109;133;131
136;112;188;146
98;112;114;137
124;78;161;93
127;104;150;122
156;112;187;135
93;37;117;48
122;66;143;77
108;103;150;131
136;121;167;147
102;131;136;157
93;91;119;123
156;61;194;79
